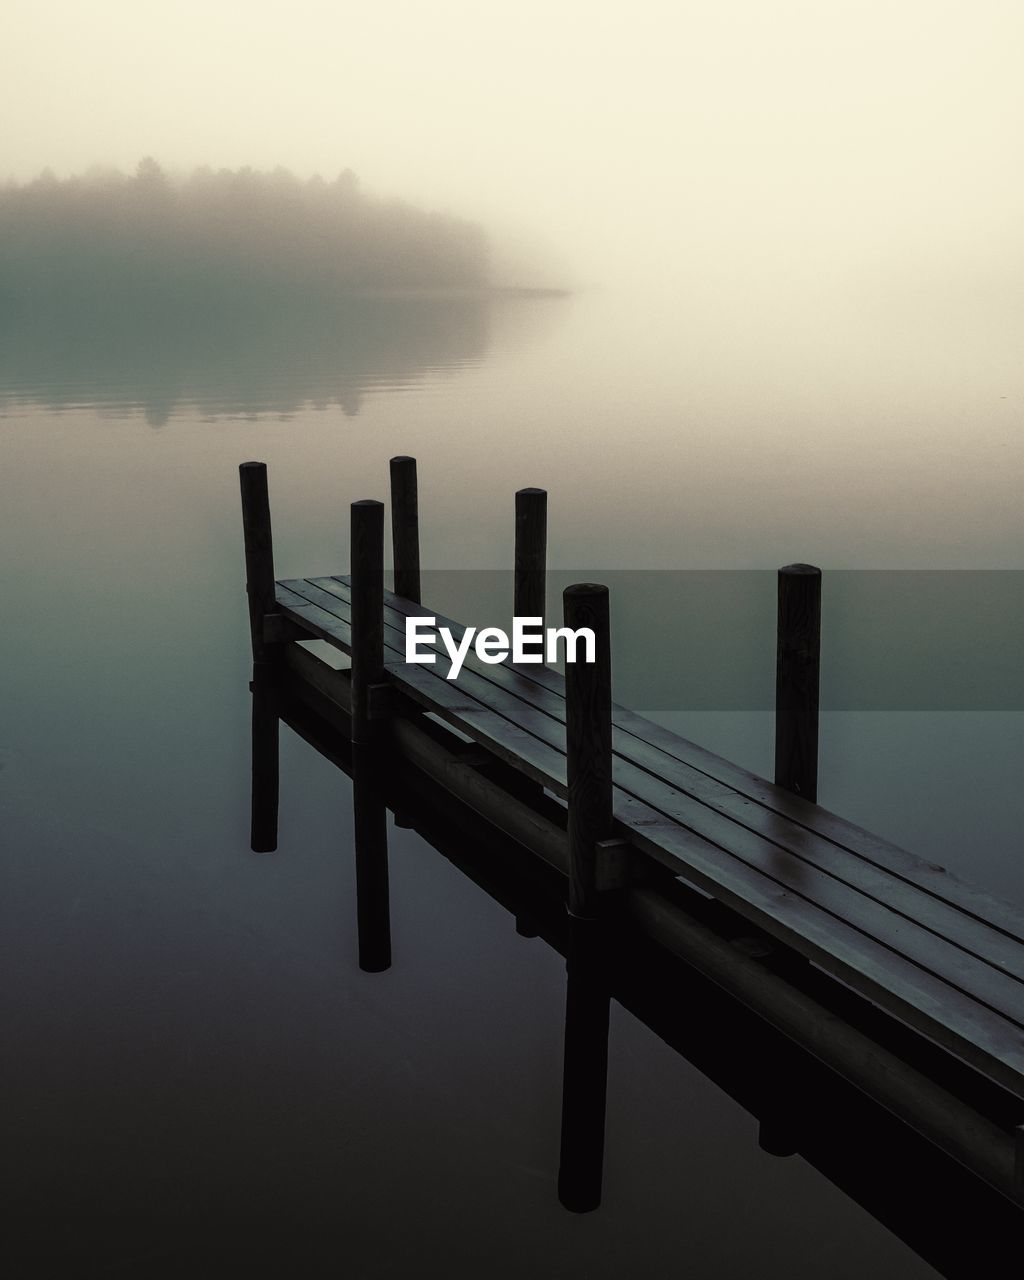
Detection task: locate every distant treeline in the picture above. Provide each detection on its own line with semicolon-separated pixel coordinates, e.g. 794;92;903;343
0;159;489;308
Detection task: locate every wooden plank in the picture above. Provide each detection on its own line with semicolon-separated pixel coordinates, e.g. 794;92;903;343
276;583;354;648
602;705;1024;950
283;640;351;712
392;662;568;792
263;612;312;644
619;810;1024;1099
403;653;1024;1033
346;575;1024;958
299;575;1024;986
628;885;1020;1201
352;572;1024;947
280;667;1024;1211
277;577;1024;1097
279;665;1024;1205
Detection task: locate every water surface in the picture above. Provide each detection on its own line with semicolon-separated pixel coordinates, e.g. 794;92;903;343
2;285;1020;1275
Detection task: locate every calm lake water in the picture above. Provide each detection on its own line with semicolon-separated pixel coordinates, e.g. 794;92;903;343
1;286;1021;1276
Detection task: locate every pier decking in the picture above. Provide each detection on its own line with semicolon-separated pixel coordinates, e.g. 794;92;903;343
240;455;1024;1205
274;571;1024;1103
255;668;1024;1263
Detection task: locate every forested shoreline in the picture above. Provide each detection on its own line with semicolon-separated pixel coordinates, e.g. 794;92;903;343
0;160;490;308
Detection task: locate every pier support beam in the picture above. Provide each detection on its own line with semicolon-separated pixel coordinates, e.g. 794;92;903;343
351;499;386;745
514;487;547;627
775;564;822;803
239;461;278;665
564;583;613;919
389;455;421;604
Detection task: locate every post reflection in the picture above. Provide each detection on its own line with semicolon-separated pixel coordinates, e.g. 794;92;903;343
558;916;611;1213
249;665;280;854
352;742;392;974
252;670;1024;1277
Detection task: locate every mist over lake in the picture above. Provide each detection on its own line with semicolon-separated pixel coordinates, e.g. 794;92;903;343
4;3;1024;1275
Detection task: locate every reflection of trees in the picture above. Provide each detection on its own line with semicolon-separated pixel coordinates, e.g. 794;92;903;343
0;292;492;424
0;163;578;423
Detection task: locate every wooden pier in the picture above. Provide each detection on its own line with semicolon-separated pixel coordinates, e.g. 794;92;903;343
239;457;1024;1211
253;670;1024;1271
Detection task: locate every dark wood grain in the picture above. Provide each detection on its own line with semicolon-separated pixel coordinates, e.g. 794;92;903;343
564;584;613;919
389;455;421;604
238;462;277;663
775;563;822;801
272;574;1024;1100
303;575;1024;976
323;574;1024;950
350;500;385;744
514;487;547;625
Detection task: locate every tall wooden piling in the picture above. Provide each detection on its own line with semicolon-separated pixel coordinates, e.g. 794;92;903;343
775;564;821;803
564;583;613;919
239;461;277;664
350;499;385;745
389;455;421;604
514;487;547;626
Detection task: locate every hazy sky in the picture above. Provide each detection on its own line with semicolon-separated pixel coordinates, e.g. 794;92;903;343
4;1;1023;286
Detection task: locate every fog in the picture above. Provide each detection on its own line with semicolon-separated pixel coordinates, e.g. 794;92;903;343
4;1;1022;556
6;9;1024;1275
5;1;1023;296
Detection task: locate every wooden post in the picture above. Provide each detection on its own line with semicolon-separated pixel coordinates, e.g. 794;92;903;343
775;564;821;803
389;455;421;603
564;583;613;919
352;742;392;972
249;666;279;853
350;499;385;745
558;916;610;1212
239;461;277;664
514;487;547;627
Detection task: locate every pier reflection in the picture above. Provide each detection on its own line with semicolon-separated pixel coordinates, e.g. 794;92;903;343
249;666;1024;1278
0;291;491;423
249;666;279;854
249;665;392;971
351;742;392;974
559;917;611;1214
